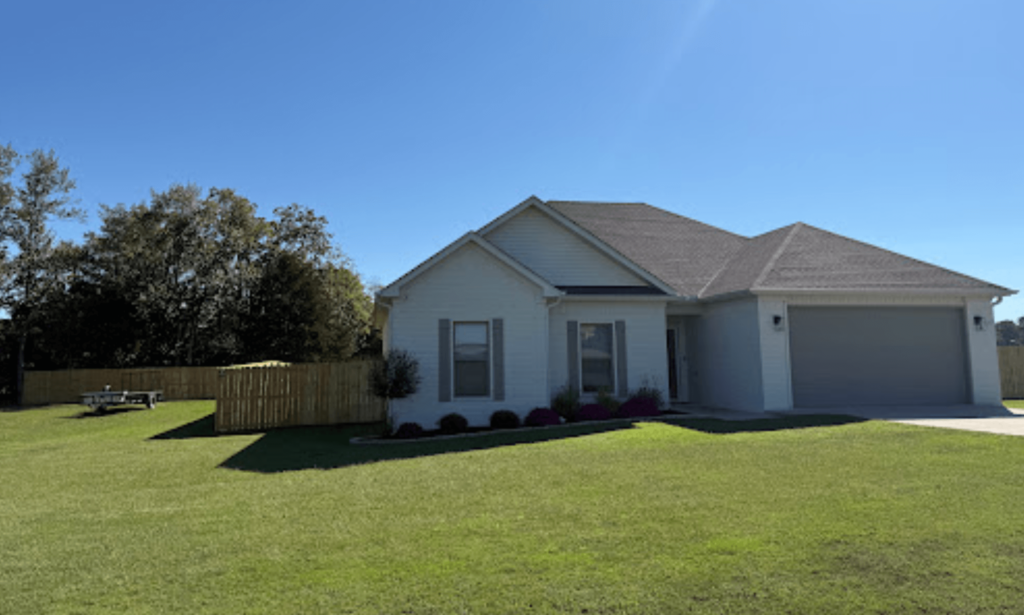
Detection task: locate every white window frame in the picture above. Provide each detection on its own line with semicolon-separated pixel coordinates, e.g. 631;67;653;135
578;322;617;395
452;321;492;399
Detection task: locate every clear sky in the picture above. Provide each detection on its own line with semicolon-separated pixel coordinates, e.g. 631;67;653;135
3;0;1022;319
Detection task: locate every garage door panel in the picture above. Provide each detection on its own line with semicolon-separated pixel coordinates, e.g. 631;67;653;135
789;307;968;407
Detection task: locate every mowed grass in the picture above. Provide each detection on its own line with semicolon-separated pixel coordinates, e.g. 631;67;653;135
1004;399;1024;410
3;403;1024;614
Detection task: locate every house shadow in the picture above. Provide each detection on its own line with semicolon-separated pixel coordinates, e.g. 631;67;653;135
660;413;868;434
200;413;867;474
217;421;635;473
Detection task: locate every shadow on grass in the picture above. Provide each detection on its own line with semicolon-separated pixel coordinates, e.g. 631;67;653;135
661;413;868;434
218;422;634;473
206;413;868;474
150;413;219;439
66;405;152;419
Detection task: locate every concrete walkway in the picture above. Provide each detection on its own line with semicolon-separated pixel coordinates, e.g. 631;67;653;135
787;404;1024;438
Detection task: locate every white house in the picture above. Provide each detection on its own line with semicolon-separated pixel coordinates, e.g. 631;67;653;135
376;197;1015;428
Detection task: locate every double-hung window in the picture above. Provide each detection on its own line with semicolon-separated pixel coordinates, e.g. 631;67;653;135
580;323;614;393
454;322;489;397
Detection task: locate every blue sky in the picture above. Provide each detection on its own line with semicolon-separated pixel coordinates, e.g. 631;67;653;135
3;0;1022;319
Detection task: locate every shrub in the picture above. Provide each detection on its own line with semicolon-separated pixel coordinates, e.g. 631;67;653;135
596;387;621;415
629;377;664;409
369;348;422;400
617;396;661;418
394;422;425;439
524;407;561;427
438;412;469;435
577;403;612;421
551;385;580;421
489;409;521;430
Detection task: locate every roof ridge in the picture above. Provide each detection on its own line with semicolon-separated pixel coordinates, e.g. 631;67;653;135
749;223;804;290
547;200;748;241
696;223;797;298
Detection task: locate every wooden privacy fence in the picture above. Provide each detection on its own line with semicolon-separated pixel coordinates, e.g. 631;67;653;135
215;361;386;433
23;366;220;406
999;347;1024;399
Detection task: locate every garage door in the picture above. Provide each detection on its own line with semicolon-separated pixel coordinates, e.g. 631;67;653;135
788;307;969;407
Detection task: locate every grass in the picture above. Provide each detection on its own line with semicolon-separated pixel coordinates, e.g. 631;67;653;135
1004;399;1024;410
3;403;1024;614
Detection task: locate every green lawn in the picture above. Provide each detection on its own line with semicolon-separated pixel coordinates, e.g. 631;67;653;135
3;402;1024;614
1004;399;1024;410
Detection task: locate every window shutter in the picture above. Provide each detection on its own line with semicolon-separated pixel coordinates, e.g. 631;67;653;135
567;320;579;391
615;320;628;397
438;319;451;402
492;318;504;401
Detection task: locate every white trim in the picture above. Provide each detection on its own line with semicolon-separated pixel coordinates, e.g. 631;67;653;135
756;287;1013;297
379;232;562;298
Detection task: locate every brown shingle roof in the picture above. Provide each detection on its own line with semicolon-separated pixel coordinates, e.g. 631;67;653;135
546;201;747;297
747;223;1011;294
544;200;1011;298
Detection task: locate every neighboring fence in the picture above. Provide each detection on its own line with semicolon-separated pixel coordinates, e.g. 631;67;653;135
999;347;1024;399
214;361;385;433
23;366;220;406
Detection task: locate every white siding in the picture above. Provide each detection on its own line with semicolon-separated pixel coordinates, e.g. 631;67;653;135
964;298;1002;405
548;300;670;404
693;298;765;411
757;297;793;411
388;243;549;428
485;206;648;287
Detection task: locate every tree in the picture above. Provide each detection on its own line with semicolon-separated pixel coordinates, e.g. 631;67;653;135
996;318;1024;346
0;148;81;404
75;185;373;367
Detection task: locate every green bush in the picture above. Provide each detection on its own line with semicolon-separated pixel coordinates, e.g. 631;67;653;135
551;384;580;421
438;412;469;435
596;387;620;415
629;377;664;409
369;348;421;400
489;409;521;430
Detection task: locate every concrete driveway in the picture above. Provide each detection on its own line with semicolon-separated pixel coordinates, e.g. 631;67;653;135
793;404;1024;437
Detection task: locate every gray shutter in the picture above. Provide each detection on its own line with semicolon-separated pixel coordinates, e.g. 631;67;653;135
567;320;579;391
438;319;451;402
492;318;504;401
615;320;628;397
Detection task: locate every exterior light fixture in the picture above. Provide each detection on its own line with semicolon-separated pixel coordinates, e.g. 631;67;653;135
773;315;785;331
974;315;984;331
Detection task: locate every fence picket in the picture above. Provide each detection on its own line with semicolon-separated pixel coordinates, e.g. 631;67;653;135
211;361;385;433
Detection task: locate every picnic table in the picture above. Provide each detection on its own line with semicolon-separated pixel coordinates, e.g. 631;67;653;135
80;388;163;411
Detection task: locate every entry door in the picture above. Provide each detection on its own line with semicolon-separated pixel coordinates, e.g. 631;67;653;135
666;328;689;402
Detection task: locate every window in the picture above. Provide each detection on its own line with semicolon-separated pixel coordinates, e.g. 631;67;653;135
454;322;489;397
580;323;614;393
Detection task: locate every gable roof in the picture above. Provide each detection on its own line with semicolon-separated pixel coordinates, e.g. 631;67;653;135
382;197;1013;302
378;232;562;299
546;201;747;297
700;222;1013;298
480;197;679;295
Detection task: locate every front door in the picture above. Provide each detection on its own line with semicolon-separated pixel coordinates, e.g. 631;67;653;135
666;327;689;403
667;329;679;400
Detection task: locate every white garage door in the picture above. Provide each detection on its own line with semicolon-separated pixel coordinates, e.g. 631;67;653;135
788;307;969;407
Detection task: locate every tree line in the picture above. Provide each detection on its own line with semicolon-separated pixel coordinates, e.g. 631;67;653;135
0;145;377;404
997;318;1024;346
